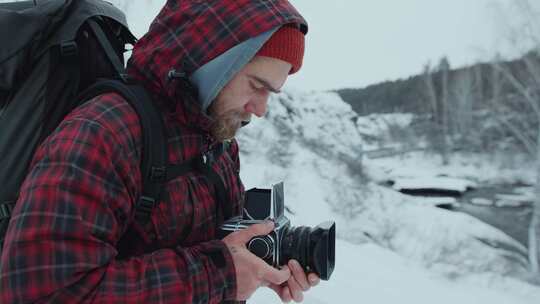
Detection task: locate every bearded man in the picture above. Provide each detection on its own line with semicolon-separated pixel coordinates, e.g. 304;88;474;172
0;0;318;303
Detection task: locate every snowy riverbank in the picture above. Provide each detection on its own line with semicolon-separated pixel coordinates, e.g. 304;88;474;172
237;91;540;303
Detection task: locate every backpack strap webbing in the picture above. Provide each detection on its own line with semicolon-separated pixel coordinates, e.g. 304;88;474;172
166;144;232;220
87;18;130;82
0;201;15;249
78;80;168;227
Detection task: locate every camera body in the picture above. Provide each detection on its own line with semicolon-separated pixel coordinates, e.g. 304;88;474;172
219;182;290;267
218;182;335;280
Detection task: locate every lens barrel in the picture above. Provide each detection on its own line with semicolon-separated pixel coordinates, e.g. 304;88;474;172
280;221;335;280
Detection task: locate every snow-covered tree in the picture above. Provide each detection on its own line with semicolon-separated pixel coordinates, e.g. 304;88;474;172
423;59;451;165
451;68;476;144
491;0;540;276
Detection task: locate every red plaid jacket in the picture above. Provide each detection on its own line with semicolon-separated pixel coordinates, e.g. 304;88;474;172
0;0;307;303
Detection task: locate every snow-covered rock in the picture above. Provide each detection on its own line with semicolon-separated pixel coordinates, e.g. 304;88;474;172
392;176;476;193
406;196;460;208
471;198;494;206
494;193;532;207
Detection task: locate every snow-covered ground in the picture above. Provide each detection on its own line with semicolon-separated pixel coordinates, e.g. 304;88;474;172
367;150;536;187
251;242;539;304
237;90;540;303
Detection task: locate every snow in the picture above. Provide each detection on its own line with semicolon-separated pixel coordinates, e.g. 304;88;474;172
367;150;536;186
471;198;495;206
516;187;536;195
405;196;460;208
495;195;531;207
495;200;527;207
236;90;540;303
392;176;476;193
356;113;415;145
250;242;539;304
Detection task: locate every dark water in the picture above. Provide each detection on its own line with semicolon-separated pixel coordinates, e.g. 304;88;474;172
403;184;533;247
456;185;533;246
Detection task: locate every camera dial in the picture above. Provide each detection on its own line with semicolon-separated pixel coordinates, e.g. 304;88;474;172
248;236;274;259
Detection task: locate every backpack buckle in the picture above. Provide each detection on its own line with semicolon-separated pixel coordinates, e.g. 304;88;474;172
198;152;213;169
150;166;166;182
0;202;14;220
138;196;156;213
134;196;156;222
60;41;78;58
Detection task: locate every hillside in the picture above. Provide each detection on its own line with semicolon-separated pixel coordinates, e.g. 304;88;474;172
336;52;540;116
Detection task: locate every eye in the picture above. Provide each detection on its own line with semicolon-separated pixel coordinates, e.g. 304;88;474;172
250;81;266;93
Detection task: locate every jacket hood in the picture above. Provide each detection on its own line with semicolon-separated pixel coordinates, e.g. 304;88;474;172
189;27;279;113
127;0;308;128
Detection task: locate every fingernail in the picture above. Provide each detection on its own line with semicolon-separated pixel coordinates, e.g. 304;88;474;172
266;220;274;227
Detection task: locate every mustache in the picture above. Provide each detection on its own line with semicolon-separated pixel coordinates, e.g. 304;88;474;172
232;112;251;127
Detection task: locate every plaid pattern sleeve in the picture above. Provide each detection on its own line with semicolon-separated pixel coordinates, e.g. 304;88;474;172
0;94;236;304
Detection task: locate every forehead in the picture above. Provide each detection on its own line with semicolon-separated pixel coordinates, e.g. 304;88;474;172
242;56;292;84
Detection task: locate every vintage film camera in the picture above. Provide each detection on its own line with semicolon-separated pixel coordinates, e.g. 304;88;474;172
218;182;335;280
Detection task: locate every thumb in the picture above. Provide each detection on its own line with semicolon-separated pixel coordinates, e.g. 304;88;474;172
262;265;291;286
235;221;274;243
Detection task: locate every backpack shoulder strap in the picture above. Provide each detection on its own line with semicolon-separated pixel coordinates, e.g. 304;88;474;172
78;80;167;227
86;18;130;82
80;81;233;247
166;143;232;220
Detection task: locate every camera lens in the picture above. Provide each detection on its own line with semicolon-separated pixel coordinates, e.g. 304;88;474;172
280;221;335;280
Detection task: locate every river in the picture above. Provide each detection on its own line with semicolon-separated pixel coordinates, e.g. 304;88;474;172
402;184;533;247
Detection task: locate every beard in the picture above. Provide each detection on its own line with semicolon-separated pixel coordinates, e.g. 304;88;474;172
209;109;251;142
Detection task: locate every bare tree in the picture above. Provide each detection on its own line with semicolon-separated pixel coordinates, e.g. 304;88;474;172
423;60;451;164
490;0;540;275
451;69;476;143
439;57;452;160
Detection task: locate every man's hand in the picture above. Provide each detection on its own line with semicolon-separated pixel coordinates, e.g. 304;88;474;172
268;260;320;303
222;221;291;301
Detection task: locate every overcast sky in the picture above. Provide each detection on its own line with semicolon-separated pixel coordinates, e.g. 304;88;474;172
285;0;537;91
123;0;538;92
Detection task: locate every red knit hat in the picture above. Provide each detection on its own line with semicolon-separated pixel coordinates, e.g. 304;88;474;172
256;25;305;74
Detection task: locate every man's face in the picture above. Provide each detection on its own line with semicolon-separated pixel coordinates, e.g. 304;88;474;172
208;56;292;141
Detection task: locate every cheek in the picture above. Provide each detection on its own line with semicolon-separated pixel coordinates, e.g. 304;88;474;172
214;80;254;114
223;94;252;114
212;97;246;119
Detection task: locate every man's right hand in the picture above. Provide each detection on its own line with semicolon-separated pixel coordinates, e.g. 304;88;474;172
222;221;291;301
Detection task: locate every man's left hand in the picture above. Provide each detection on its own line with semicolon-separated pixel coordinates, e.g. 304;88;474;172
268;259;320;303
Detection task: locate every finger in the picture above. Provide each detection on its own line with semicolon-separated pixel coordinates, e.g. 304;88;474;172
288;260;310;291
286;275;304;303
261;263;291;285
283;286;293;303
268;283;291;303
235;221;274;243
259;280;270;288
308;273;320;287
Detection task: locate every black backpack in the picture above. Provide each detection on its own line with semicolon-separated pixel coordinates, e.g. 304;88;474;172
0;0;231;255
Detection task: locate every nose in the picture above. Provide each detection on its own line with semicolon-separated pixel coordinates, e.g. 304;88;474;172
244;94;269;117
